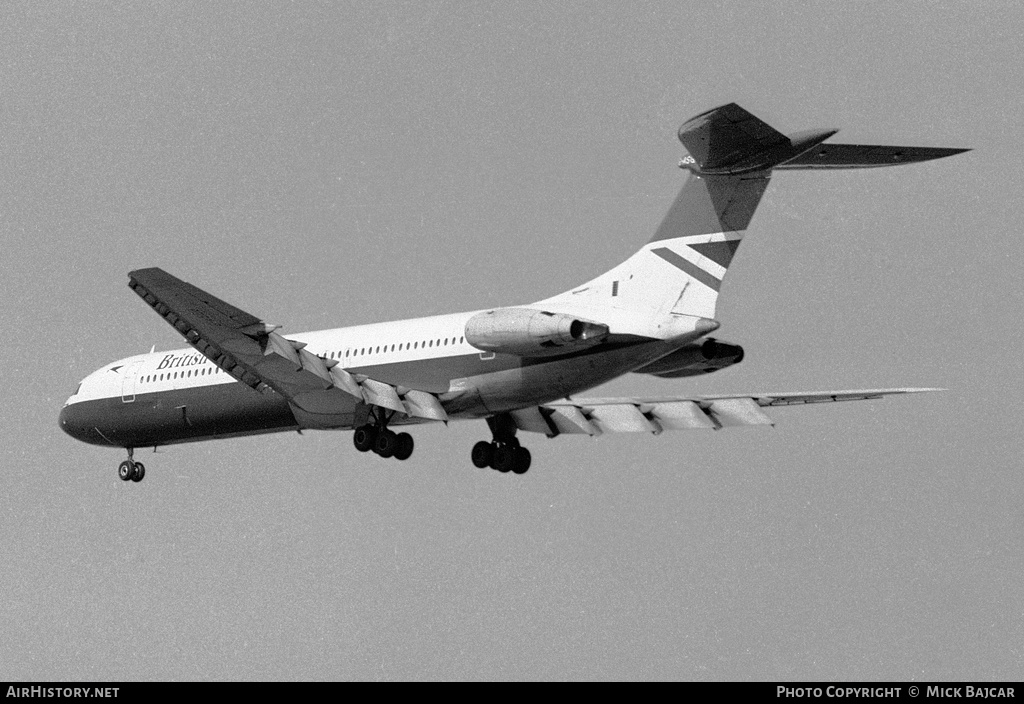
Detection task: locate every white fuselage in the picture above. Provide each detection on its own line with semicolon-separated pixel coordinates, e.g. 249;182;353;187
60;306;701;449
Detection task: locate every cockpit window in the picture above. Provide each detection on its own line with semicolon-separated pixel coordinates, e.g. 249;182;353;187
73;383;82;396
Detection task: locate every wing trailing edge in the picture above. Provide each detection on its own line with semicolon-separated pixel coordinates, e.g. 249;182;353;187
509;388;941;437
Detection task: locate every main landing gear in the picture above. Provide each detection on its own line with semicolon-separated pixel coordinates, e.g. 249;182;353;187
117;448;145;483
352;408;414;461
472;414;531;475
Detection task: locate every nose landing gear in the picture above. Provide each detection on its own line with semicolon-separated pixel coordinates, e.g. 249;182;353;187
117;448;146;483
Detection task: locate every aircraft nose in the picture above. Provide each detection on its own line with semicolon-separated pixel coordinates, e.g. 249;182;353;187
59;402;82;439
59;401;103;445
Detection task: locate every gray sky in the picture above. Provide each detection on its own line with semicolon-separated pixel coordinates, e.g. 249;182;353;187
2;0;1022;681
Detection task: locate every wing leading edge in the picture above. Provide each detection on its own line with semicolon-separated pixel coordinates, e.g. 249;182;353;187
509;388;942;436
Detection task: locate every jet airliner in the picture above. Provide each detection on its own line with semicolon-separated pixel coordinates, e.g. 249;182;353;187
59;104;966;481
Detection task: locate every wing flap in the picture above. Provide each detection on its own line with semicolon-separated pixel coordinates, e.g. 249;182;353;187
359;378;406;414
587;404;661;434
512;388;938;436
401;389;449;422
509;406;556;435
646;401;717;430
704;398;774;427
548;406;601;436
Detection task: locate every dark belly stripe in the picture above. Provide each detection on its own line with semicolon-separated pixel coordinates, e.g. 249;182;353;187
61;383;298;447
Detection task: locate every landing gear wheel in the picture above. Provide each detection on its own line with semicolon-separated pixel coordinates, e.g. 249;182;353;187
353;425;377;453
491;445;515;473
118;460;133;481
131;462;146;482
393;433;414;461
511;447;531;475
471;441;494;469
375;430;398;458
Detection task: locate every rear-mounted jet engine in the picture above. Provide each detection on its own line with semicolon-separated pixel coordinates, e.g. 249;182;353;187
633;338;744;378
465;307;609;357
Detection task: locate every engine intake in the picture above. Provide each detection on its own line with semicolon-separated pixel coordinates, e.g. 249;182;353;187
465;308;609;357
633;337;744;378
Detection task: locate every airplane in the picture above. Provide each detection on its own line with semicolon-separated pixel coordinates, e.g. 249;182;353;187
59;103;967;482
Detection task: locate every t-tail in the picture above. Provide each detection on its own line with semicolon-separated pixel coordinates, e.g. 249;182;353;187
535;103;968;338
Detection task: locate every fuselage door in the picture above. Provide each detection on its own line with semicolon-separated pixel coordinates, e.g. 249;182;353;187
121;361;143;403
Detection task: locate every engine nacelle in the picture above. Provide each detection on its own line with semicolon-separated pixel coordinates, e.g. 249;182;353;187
633;337;744;378
465;308;609;357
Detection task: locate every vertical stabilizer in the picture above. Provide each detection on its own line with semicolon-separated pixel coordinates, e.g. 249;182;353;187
538;104;781;325
535;103;968;337
642;169;771;320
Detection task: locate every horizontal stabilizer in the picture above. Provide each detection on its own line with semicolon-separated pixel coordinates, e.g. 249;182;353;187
678;103;838;175
678;103;790;173
677;103;968;175
776;144;970;169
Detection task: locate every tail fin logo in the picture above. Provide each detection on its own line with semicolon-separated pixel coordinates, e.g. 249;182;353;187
650;237;742;293
688;239;741;268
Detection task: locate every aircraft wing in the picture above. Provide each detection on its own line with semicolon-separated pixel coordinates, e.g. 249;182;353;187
508;388;941;436
127;268;448;427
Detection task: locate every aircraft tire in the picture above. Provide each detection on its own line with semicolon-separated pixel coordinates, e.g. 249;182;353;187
375;430;398;458
353;425;377;453
511;447;531;475
471;441;493;468
393;433;414;461
131;462;146;482
118;460;133;482
491;445;515;473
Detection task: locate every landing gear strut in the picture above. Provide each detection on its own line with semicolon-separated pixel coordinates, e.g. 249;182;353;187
352;407;414;461
117;448;145;483
472;414;531;475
